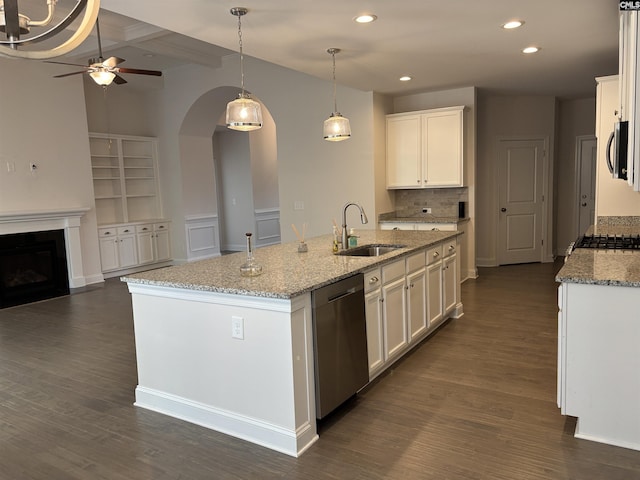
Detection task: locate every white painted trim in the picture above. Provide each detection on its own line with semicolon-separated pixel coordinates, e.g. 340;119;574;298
255;208;281;247
135;386;318;458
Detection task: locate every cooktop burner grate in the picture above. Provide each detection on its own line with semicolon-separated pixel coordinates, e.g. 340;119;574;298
575;234;640;250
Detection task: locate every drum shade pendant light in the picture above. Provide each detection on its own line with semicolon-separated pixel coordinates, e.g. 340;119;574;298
226;7;262;132
323;48;351;142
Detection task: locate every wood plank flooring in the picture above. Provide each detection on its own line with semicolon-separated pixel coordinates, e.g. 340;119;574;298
1;261;639;479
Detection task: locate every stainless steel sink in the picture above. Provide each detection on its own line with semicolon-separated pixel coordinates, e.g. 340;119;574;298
337;244;406;257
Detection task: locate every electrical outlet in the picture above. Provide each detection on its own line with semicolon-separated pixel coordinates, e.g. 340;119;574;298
294;200;304;210
231;316;244;340
422;207;432;214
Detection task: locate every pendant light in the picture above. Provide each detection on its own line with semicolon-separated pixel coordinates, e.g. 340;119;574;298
323;48;351;142
226;7;262;132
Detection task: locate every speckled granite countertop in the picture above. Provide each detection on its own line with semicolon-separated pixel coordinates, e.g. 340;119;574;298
378;212;468;224
556;221;640;287
122;230;458;299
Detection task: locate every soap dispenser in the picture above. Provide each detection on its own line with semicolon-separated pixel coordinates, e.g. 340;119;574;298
348;228;358;248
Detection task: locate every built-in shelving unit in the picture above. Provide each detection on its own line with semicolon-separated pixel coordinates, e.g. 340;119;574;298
90;133;170;275
90;133;161;225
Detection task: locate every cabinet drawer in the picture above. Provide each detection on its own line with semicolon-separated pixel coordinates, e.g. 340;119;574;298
364;268;382;293
136;224;153;234
98;228;117;237
154;222;169;232
443;240;456;257
117;225;135;235
382;259;405;284
426;244;443;265
406;250;426;272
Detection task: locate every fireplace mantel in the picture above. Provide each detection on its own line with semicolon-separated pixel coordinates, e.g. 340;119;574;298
0;207;91;288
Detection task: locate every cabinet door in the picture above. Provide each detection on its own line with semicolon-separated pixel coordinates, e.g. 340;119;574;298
407;268;427;342
422;109;463;187
365;289;385;379
98;236;120;272
118;234;139;268
382;277;408;360
443;254;457;315
154;230;171;262
427;261;443;328
137;231;155;264
386;114;422;188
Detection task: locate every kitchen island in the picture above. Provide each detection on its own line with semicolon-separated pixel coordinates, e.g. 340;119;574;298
556;221;640;451
122;229;461;457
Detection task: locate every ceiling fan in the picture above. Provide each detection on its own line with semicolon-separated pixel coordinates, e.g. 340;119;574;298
46;17;162;86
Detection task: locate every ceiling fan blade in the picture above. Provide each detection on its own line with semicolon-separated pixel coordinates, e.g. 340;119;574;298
102;56;126;68
3;0;21;40
113;74;128;85
53;71;88;78
115;67;163;77
45;60;90;68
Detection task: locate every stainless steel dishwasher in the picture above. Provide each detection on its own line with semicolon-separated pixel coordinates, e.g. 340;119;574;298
312;273;368;419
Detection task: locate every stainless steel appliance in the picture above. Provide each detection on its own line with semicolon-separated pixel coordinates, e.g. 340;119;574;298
311;274;368;419
606;120;629;181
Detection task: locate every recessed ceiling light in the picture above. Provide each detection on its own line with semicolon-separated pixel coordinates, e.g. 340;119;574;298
522;46;540;54
503;20;524;29
399;76;412;82
354;14;377;24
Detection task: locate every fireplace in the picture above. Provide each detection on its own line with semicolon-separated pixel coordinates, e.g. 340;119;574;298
0;230;70;308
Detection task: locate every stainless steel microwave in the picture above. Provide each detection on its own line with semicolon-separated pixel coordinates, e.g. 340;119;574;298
606;120;629;180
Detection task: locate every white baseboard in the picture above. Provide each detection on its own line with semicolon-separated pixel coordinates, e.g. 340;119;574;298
134;386;318;458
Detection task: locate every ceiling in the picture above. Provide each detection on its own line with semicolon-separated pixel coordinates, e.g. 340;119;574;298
51;1;620;98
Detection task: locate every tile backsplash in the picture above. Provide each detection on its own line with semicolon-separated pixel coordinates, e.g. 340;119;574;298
393;187;468;217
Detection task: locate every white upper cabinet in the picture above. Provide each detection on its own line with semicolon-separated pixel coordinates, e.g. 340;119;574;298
386;106;464;189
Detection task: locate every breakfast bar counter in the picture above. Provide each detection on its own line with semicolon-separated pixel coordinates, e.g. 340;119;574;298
121;229;460;457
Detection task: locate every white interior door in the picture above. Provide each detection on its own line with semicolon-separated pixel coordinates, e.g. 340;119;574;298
577;136;598;236
498;138;545;265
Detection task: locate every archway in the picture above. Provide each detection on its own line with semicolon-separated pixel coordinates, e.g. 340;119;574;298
178;87;279;260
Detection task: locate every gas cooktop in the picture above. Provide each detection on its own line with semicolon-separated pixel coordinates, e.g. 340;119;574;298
575;234;640;250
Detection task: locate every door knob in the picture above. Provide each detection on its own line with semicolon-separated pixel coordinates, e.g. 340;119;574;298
501;208;507;212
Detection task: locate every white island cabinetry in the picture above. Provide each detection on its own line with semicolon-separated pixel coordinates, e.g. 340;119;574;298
122;230;463;458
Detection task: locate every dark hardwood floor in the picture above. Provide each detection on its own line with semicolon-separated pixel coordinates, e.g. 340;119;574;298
1;261;639;479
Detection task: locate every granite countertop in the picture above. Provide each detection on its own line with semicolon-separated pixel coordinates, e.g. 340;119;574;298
122;230;458;299
556;222;640;287
378;212;468;224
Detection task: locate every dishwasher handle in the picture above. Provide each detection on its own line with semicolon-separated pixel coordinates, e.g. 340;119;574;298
328;287;357;303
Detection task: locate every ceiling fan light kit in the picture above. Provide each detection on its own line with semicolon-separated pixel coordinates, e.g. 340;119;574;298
226;7;263;132
323;48;351;142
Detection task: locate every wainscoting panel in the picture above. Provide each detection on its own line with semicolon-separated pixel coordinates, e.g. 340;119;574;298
255;208;281;247
185;215;220;261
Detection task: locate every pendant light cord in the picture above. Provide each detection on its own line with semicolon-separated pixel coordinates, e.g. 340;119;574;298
237;12;245;96
332;51;337;113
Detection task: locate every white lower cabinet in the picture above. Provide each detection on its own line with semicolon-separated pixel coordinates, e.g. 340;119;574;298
381;259;408;362
98;226;138;272
364;269;384;378
364;238;462;380
98;221;171;274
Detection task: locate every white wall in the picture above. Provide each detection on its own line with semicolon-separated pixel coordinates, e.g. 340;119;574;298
0;58;102;284
216;130;255;250
555;97;596;250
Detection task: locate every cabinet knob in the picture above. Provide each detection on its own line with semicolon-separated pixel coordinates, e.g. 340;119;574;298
433;251;440;257
448;245;455;251
124;229;130;233
369;276;379;284
158;225;164;229
501;208;507;212
105;231;111;235
142;227;148;231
